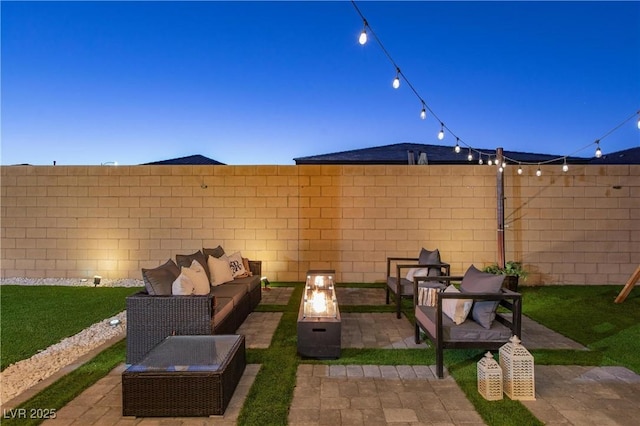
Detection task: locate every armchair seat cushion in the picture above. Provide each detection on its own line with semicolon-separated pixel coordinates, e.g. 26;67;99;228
416;306;513;342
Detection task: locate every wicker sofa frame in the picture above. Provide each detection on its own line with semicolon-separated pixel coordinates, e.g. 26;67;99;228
413;275;522;379
126;260;261;364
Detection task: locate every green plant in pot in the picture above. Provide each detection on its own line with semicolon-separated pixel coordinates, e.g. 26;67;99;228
482;261;528;291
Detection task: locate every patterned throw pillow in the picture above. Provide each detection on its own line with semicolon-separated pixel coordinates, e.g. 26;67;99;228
207;255;234;286
227;251;248;278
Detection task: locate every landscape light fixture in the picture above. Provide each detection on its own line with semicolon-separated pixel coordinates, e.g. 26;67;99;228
261;276;270;291
93;275;102;286
109;318;121;327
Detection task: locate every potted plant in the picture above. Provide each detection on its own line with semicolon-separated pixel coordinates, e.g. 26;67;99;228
482;261;528;291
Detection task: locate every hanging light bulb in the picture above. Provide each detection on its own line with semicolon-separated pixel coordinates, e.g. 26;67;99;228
437;123;444;140
358;22;368;45
498;164;504;173
562;158;569;173
517;165;523;175
487;158;493;166
420;105;427;120
536;166;542;177
478;155;484;165
637;115;640;130
467;149;473;162
454;138;461;153
594;140;602;158
392;68;400;89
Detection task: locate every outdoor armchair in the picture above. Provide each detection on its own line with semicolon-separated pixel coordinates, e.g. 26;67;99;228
413;266;522;378
386;248;450;319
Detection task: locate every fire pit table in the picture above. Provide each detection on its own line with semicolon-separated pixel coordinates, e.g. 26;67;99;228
297;270;341;358
122;335;245;417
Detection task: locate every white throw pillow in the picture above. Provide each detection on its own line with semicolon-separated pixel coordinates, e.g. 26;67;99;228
208;255;234;286
172;269;195;295
182;260;210;295
441;285;473;325
406;267;429;281
227;251;248;278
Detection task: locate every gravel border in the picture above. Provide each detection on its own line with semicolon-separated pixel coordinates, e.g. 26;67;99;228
0;277;143;287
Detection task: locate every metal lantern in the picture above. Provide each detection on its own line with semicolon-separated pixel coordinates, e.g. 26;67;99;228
477;351;503;401
499;335;536;400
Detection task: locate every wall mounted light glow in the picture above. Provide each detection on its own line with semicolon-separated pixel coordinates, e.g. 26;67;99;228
454;138;461;153
437;123;445;140
392;68;400;89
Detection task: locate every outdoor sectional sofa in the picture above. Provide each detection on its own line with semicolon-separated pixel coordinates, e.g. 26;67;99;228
126;247;262;364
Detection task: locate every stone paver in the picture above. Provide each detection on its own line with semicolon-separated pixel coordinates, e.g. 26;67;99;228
236;311;282;348
260;286;293;305
341;313;426;349
335;287;385;305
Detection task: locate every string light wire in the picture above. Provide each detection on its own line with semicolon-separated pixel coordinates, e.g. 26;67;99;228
350;1;639;169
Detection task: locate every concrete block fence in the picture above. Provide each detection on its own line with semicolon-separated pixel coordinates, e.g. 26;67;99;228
1;164;638;284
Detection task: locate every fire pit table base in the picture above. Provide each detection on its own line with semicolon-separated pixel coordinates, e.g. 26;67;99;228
122;335;245;417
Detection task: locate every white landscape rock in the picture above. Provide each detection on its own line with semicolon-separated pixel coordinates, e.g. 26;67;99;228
0;277;139;405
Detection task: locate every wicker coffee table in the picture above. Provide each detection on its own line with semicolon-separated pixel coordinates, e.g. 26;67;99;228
122;335;246;417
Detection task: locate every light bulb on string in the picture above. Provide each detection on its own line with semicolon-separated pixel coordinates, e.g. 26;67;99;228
454;138;461;153
562;158;569;173
517;165;523;175
420;105;427;120
487;158;493;166
594;140;602;158
536;166;542;177
467;149;473;162
499;164;504;173
637;115;640;130
392;68;400;89
358;21;368;45
437;123;445;140
478;155;483;165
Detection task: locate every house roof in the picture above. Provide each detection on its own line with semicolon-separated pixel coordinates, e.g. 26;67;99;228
142;154;225;165
293;143;590;165
588;147;640;164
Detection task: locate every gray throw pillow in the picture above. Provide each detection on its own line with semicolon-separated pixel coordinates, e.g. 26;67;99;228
141;259;180;295
203;245;225;259
460;265;505;328
176;250;210;282
418;248;442;277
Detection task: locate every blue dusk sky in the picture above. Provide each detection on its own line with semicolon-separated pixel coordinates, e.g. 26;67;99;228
1;1;639;166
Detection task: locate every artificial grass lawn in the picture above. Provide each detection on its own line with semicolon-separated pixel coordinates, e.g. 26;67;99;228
4;282;639;426
1;285;142;370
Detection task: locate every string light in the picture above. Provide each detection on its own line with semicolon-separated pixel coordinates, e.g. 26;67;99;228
454;138;461;153
467;149;473;161
562;158;569;172
350;1;639;172
487;158;493;166
358;20;368;45
536;166;542;177
595;140;602;158
392;68;400;89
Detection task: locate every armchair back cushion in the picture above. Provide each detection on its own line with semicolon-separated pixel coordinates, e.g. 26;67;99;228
203;245;225;259
142;259;180;295
460;265;505;328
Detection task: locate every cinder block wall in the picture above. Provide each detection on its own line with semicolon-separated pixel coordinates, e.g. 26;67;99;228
1;164;638;284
